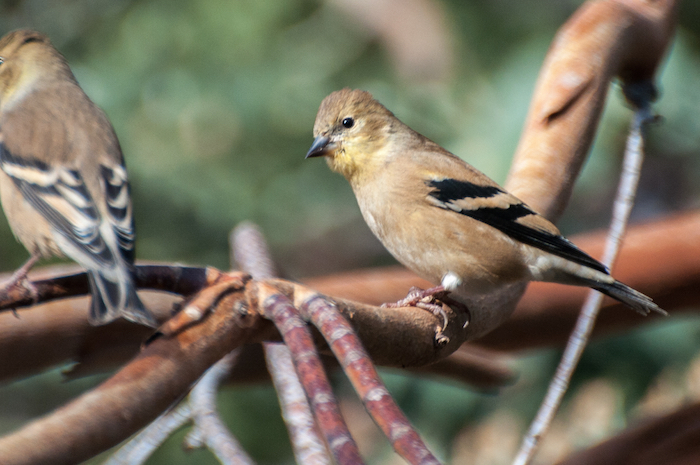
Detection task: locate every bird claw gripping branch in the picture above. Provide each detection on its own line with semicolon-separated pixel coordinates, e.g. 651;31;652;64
382;285;470;346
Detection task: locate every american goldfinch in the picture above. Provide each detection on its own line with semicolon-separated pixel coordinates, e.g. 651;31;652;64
0;30;155;327
306;88;664;333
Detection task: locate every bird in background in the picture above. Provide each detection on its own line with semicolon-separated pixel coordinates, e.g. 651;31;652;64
0;29;155;327
306;88;665;333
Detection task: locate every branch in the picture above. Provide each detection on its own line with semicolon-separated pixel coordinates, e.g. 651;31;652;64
293;288;441;464
0;210;696;384
233;222;332;465
105;351;255;465
104;403;193;465
558;402;700;465
514;101;655;465
0;272;263;465
183;350;254;463
505;0;678;221
0;264;471;464
0;264;211;311
408;345;515;391
257;283;364;464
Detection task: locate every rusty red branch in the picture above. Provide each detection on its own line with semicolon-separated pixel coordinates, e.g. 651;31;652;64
0;272;265;465
505;0;678;221
256;282;364;464
299;292;441;465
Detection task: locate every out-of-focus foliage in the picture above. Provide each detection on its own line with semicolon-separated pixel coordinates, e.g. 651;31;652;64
0;1;699;464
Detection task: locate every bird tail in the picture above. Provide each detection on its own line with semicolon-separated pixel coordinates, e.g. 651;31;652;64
592;280;666;316
87;269;157;327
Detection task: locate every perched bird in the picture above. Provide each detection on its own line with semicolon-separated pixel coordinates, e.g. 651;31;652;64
306;88;664;334
0;29;155;326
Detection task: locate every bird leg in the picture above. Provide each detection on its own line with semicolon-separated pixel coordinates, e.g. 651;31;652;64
1;254;40;305
382;285;471;341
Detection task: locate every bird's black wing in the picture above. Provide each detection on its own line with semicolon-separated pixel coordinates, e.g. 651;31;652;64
427;178;608;274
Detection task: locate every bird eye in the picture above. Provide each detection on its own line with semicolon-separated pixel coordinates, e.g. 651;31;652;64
342;117;354;128
0;57;4;65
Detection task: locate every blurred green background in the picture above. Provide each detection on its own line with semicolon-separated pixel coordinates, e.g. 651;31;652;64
0;0;699;463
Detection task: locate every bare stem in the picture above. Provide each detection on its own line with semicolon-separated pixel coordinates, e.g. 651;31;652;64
513;105;654;465
232;222;332;465
185;351;254;464
103;403;193;465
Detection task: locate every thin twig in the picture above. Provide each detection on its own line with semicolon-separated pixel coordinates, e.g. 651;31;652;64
231;222;279;280
106;274;255;464
513;104;655;465
259;284;364;464
299;292;442;465
0;264;212;313
104;403;193;465
265;343;333;465
106;354;253;465
232;222;332;465
185;351;254;465
0;272;258;465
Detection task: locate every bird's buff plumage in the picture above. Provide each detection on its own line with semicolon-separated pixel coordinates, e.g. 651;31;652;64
0;29;155;326
307;88;664;338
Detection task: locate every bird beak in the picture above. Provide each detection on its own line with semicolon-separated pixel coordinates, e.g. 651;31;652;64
306;135;333;158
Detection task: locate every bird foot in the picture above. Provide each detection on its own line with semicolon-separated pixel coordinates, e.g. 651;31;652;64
382;285;447;308
382;285;471;344
1;272;39;308
1;254;40;307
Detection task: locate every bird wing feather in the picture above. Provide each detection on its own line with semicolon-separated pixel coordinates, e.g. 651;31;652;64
0;141;135;269
421;159;608;274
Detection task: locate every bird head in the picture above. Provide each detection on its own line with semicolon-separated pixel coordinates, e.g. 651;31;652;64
0;30;73;111
306;88;396;181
